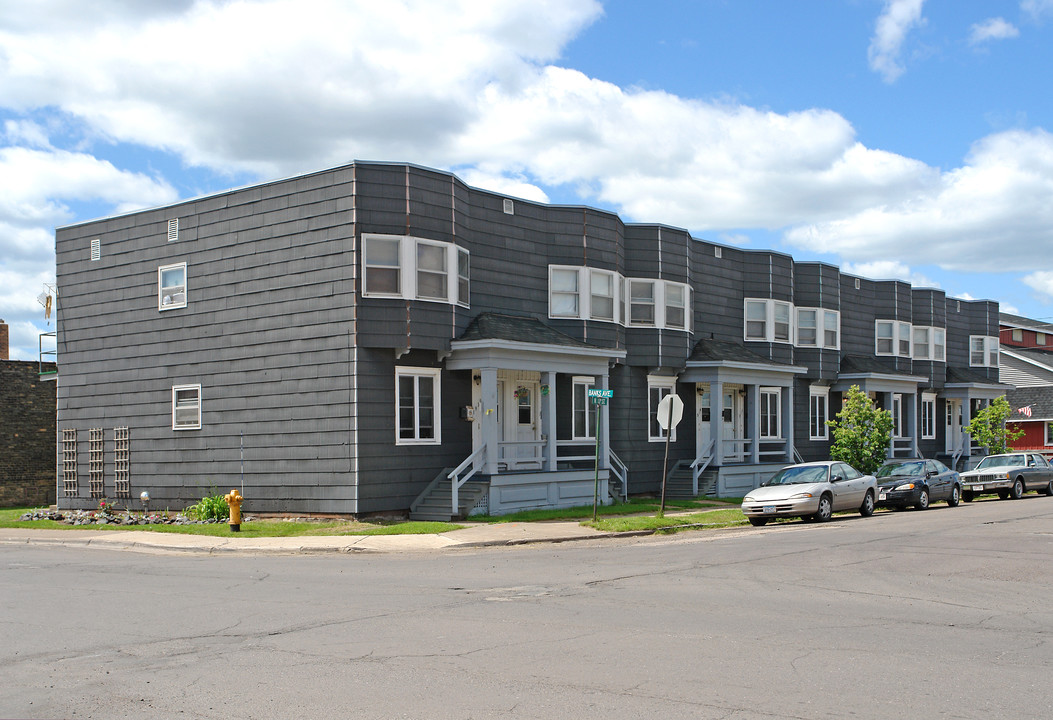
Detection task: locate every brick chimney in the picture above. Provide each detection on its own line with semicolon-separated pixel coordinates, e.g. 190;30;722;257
0;319;8;360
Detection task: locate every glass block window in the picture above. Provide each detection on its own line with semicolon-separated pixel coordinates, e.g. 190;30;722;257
114;427;130;498
62;429;78;497
89;428;104;499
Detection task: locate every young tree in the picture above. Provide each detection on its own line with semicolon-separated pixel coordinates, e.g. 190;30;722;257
965;396;1024;455
827;385;894;475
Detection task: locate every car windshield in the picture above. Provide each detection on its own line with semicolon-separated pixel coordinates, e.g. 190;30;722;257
976;455;1025;469
876;461;925;478
766;465;828;485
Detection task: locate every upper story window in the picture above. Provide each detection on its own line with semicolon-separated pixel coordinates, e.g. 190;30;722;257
172;384;201;430
159;263;187;310
1038;332;1047;346
796;308;840;349
912;326;946;362
1012;328;1023;342
547;266;689;331
876;320;911;357
970;336;999;367
744;299;792;344
363;234;468;307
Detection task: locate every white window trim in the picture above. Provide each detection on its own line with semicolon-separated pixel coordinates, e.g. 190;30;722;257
876;319;912;357
744;299;793;344
172;384;201;430
809;386;830;440
921;393;937;439
158;262;187;311
933;328;946;362
395;367;441;445
759;387;782;440
1045;421;1053;447
415;237;451;302
549;266;582;318
572;376;597;441
969;336;1000;368
362;234;468;307
664;281;689;330
647;375;678;442
547;266;690;331
628;278;657;327
823;309;841;350
795;308;841;349
796;308;818;347
590;269;618;323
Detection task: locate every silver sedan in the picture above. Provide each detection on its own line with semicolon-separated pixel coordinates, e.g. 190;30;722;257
741;461;878;526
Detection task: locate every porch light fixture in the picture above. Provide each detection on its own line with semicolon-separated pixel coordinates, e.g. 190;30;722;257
473;374;481;385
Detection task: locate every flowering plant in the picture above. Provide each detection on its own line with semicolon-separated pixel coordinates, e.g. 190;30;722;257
98;498;116;515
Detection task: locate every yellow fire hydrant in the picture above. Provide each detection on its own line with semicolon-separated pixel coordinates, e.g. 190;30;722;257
225;489;243;532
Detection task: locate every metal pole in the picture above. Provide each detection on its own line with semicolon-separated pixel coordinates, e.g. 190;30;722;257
659;398;674;517
240;430;244;497
592;400;602;522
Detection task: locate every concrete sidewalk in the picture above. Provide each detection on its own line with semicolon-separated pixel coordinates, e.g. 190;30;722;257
0;519;649;555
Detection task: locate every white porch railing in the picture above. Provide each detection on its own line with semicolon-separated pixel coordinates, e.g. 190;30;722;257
447;446;486;516
497;440;545;470
690;439;716;496
889;437;915;458
555;439;596;464
609;450;628;501
722;438;754;462
758;438;788;461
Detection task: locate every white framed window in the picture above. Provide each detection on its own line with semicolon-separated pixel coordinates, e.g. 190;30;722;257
809;386;829;440
913;327;931;360
629;280;656;326
876;320;911;357
1046;422;1053;447
363;234;468;306
158;263;187;310
590;270;616;322
1038;332;1047;346
572;376;597;440
1012;328;1023;342
647;376;678;442
760;388;781;439
933;328;946;361
797;309;817;347
744;299;792;343
172;384;201;430
457;248;470;306
416;240;449;301
364;235;402;296
550;267;581;318
823;310;840;349
395;367;441;445
970;336;999;367
745;300;768;341
665;282;687;329
921;394;937;439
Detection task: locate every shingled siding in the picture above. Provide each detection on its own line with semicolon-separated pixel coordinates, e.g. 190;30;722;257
55;167;359;513
1;361;57;507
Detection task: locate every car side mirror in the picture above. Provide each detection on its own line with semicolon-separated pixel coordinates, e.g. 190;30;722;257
831;474;844;483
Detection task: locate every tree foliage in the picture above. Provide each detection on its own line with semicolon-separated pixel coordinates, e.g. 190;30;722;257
827;385;894;475
965;396;1024;455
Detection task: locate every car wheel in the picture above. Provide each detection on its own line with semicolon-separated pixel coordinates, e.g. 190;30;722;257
860;491;875;517
915;488;930;511
813;494;832;522
963;491;974;502
1044;481;1053;497
748;517;769;527
1010;478;1025;500
948;484;961;507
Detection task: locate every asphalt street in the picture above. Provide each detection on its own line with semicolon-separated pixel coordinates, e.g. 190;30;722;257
3;496;1053;719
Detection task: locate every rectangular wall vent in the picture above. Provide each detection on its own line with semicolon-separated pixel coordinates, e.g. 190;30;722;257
90;238;101;261
167;218;179;242
714;246;722;259
503;199;514;215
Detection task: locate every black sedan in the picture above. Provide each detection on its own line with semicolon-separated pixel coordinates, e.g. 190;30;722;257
875;458;961;510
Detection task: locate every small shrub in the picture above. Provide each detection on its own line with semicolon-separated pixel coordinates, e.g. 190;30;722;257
187;491;229;522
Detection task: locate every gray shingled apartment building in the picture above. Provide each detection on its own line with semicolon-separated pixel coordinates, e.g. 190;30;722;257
53;162;1008;518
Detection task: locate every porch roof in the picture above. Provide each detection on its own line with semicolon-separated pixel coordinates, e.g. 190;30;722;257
446;312;625;374
833;355;927;394
680;337;806;385
942;365;1012;400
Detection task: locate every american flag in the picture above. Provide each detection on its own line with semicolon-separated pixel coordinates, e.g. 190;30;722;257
1018;405;1033;417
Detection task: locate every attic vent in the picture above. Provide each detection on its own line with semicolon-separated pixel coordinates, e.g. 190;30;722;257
90;238;101;261
854;278;861;290
503;199;514;215
167;218;179;242
714;246;722;259
957;300;961;312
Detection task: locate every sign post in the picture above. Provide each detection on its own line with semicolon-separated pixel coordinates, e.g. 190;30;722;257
656;392;684;517
588;388;614;521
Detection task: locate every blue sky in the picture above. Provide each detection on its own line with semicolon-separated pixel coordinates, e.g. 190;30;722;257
3;0;1053;360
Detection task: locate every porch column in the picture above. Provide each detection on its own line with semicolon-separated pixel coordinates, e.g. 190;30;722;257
599;373;610;470
783;385;794;462
542;371;557;471
749;384;760;465
907;392;918;455
711;380;724;465
884;392;895;458
962;398;973;457
480;368;500;475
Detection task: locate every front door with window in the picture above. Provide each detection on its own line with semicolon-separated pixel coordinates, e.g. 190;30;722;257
945;399;963;454
696;383;712;458
496;372;542;470
723;385;745;462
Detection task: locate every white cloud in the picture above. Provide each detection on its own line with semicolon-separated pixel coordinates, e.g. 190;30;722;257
1024;271;1053;299
1022;0;1053;22
868;0;926;83
969;17;1020;44
840;261;940;289
784;128;1053;273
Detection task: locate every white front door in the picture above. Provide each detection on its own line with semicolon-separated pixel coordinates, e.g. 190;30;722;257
945;399;963;454
497;372;541;469
696;383;712;457
723;385;744;461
